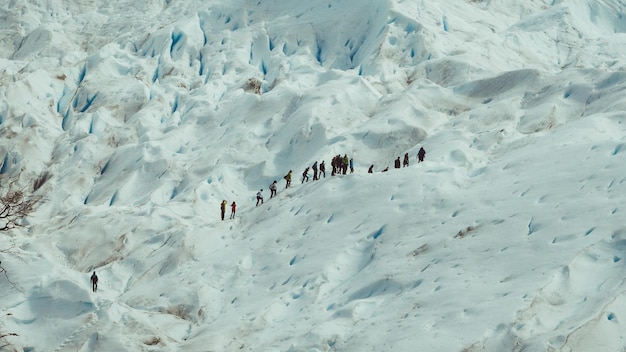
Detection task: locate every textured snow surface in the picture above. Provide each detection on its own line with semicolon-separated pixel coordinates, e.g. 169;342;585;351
1;0;626;351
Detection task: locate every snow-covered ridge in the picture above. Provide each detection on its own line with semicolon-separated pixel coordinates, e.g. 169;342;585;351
1;0;626;351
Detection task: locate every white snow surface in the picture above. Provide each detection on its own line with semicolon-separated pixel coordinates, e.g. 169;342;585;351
1;0;626;351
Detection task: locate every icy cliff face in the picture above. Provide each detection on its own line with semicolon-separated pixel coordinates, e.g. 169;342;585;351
1;0;626;351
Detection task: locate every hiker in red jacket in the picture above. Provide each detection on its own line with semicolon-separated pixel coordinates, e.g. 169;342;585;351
230;201;237;219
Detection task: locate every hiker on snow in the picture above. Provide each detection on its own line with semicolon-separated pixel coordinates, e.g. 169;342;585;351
394;157;401;169
368;164;374;173
342;155;349;174
230;201;237;219
312;161;318;180
403;153;409;167
220;200;227;220
349;157;354;174
331;155;340;176
417;147;426;163
319;160;326;178
302;167;309;183
256;189;264;206
284;170;292;188
90;271;98;292
269;180;277;198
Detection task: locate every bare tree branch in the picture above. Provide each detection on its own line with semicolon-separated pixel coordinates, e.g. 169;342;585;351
0;180;38;290
0;313;18;351
0;178;42;351
0;258;18;289
0;188;41;231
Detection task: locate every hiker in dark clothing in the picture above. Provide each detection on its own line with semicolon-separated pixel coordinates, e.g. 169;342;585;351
302;167;310;183
256;189;264;206
90;271;98;292
319;160;326;178
418;147;426;163
394;157;401;169
403;153;409;167
368;164;374;173
312;161;318;180
349;158;354;174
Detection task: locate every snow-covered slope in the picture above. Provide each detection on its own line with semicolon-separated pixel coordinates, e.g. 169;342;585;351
1;0;626;351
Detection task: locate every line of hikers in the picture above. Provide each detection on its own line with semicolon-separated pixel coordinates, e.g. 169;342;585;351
297;154;355;184
370;147;426;173
220;147;425;220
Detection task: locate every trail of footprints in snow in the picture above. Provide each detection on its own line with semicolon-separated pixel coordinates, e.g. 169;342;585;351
52;311;100;352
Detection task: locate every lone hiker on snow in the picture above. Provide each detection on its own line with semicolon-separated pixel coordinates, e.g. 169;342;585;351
220;200;227;220
256;189;264;206
90;271;98;292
